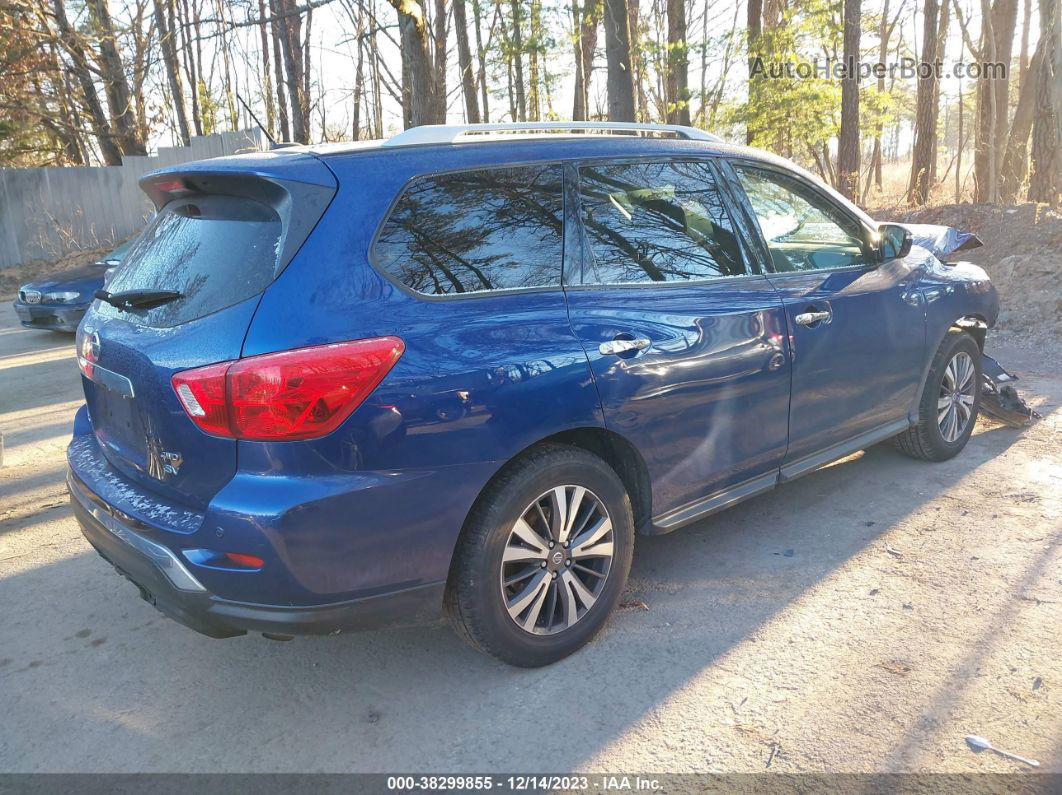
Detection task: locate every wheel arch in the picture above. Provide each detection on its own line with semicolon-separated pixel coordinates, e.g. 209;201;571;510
952;315;988;351
451;426;653;566
909;315;987;423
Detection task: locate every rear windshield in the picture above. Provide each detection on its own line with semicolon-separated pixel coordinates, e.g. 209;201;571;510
98;195;281;327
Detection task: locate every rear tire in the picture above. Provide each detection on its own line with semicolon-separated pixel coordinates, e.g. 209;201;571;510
445;444;634;667
894;330;981;461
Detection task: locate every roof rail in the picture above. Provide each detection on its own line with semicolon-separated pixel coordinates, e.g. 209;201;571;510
382;122;723;148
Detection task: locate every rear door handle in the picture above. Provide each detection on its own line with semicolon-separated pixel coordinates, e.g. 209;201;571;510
794;310;832;326
599;337;651;356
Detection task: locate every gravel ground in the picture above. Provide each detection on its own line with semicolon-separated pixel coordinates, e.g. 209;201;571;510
0;301;1059;775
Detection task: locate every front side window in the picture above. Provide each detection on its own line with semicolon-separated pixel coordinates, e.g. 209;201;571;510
576;160;747;285
733;165;871;272
373;165;564;296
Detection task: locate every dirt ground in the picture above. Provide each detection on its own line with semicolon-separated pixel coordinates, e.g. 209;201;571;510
1;235;1060;774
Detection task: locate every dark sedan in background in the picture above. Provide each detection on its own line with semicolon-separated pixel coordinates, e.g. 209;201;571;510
14;238;135;333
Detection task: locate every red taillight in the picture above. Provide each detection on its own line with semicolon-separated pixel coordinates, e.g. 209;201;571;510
171;337;404;441
172;361;230;436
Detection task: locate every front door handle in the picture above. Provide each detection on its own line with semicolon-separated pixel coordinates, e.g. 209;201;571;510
599;337;651;356
794;310;832;326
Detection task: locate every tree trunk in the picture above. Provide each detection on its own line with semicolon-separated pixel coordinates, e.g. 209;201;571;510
154;0;190;145
528;0;542;120
353;14;365;138
268;0;291;140
746;0;762;144
391;0;438;126
627;0;641;119
974;0;1018;202
454;0;480;122
836;0;861;200
869;0;897;191
89;0;146;155
472;0;490;120
177;0;204;136
602;0;635;121
1027;0;1060;204
510;0;528;121
1019;0;1031;82
908;0;941;204
276;0;308;141
304;5;314;134
258;0;275;137
433;0;448;121
572;0;599;120
665;0;690;124
1001;38;1044;201
929;0;950;185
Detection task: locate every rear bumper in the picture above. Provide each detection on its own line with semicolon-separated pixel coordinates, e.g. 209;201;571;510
14;300;86;332
69;470;445;638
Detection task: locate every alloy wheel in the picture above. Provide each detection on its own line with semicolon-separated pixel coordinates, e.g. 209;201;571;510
938;351;976;443
499;485;614;635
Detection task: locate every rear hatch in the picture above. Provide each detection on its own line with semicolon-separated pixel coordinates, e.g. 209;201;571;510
77;153;336;509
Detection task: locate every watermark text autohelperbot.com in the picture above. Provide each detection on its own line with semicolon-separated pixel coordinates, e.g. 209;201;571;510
750;56;1007;81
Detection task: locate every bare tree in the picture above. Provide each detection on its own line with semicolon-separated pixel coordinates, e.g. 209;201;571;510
1027;0;1060;204
665;0;690;124
268;0;292;139
432;0;447;121
88;0;147;155
602;0;635;121
510;0;528;121
257;0;276;137
972;0;1018;202
390;0;438;126
528;0;542;120
472;0;491;120
155;0;191;144
1000;33;1045;200
909;0;942;203
868;0;902;193
454;0;480;122
48;0;123;164
746;0;762;144
837;0;861;199
572;0;600;120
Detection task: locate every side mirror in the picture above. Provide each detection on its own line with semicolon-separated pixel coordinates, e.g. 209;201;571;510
878;223;912;261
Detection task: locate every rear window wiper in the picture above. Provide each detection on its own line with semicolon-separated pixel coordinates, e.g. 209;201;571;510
94;288;184;310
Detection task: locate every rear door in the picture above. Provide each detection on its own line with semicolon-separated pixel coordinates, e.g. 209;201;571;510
77;161;336;508
727;161;926;474
564;158;791;529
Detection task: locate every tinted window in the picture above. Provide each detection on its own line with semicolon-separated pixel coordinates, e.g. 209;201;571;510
577;160;746;284
374;165;564;295
734;166;870;272
98;195;281;327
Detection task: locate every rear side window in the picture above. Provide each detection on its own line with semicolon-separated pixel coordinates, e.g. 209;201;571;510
577;160;746;285
99;195;281;327
373;165;564;296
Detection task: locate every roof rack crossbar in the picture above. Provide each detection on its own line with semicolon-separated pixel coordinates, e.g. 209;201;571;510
382;122;722;148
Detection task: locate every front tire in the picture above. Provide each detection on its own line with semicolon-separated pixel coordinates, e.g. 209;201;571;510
445;444;634;667
894;330;981;461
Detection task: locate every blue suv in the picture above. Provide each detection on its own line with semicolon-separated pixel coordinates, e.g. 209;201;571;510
68;123;998;666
